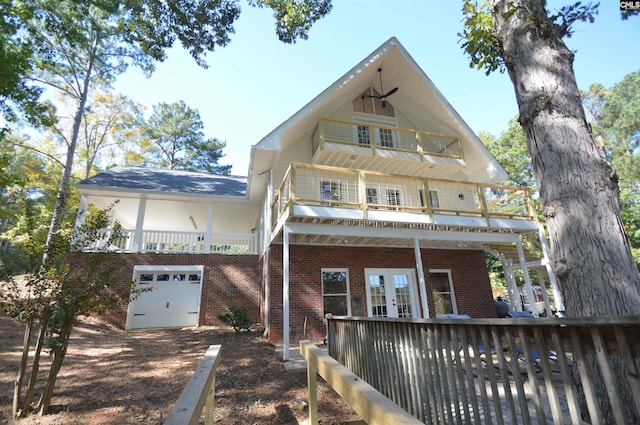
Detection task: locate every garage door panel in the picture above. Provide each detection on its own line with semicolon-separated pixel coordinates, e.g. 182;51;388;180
128;268;203;329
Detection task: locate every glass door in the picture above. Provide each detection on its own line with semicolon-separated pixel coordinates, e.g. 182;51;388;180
365;269;419;318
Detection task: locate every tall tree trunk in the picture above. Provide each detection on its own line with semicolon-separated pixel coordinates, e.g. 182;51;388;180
489;1;640;422
41;34;98;269
488;0;640;315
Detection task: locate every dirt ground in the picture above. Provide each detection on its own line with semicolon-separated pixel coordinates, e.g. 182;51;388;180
0;314;360;425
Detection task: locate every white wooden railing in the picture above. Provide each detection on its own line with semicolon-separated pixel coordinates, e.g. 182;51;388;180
80;229;257;254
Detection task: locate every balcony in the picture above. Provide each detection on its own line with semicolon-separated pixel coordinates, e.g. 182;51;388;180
272;163;537;233
78;229;257;254
311;118;464;177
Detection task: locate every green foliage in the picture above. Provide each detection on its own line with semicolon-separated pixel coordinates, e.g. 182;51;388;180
459;1;599;76
218;306;252;332
0;202;135;416
249;0;333;43
582;70;640;269
142;101;231;174
459;0;504;75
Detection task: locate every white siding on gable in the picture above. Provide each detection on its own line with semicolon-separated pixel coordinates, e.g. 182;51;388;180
272;131;314;189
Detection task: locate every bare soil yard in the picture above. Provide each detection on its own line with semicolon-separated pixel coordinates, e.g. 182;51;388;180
0;314;359;425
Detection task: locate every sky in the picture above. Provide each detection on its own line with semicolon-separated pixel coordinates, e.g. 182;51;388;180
113;1;640;176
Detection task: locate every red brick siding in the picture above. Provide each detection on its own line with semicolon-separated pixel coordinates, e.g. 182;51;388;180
69;252;260;328
69;245;495;342
265;245;494;345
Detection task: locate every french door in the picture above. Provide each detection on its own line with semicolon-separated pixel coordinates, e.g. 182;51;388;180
365;268;419;318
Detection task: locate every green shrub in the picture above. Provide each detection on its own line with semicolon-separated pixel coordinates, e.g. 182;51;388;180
218;306;251;332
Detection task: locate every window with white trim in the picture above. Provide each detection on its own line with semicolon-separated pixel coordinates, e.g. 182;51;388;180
320;180;345;204
322;269;351;316
430;269;457;316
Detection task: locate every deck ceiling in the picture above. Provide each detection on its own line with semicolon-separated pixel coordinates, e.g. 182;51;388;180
272;216;543;264
312;149;465;180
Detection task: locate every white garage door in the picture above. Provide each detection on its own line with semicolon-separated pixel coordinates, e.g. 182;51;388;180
126;266;203;329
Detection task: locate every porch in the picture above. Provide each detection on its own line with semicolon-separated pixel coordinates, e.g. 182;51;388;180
271;163;537;233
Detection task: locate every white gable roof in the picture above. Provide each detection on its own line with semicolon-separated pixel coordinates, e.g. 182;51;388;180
248;37;507;200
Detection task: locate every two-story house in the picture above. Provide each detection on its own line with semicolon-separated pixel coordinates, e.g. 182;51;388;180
74;38;562;356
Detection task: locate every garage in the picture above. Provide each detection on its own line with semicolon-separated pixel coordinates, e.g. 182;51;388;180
125;265;203;329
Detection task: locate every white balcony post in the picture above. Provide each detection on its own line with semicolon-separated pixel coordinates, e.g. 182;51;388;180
414;238;429;318
205;204;213;254
132;198;147;252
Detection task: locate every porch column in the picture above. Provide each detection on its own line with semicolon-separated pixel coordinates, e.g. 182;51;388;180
414;238;430;318
516;239;540;317
538;224;564;312
71;195;88;246
205;204;213;254
282;225;291;361
263;249;270;339
132;198;147;252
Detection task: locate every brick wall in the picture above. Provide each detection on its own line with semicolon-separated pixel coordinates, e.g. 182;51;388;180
69;252;260;328
265;245;495;345
69;245;495;343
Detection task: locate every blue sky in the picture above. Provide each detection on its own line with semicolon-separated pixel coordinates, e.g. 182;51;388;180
114;1;640;176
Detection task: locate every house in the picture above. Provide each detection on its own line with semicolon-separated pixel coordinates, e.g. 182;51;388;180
73;38;562;356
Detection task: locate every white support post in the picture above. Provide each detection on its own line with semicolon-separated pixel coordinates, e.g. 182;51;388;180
262;249;270;338
414;238;429;318
71;195;88;246
282;225;291;361
516;239;540;317
499;255;519;312
132;198;147;252
538;224;564;312
537;271;553;317
205;204;213;253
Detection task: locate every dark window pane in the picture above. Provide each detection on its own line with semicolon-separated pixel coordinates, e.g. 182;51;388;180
324;296;348;316
323;271;347;294
156;274;170;281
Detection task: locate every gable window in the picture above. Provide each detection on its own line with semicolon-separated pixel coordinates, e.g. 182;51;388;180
430;270;457;317
352;87;395;117
322;269;351;316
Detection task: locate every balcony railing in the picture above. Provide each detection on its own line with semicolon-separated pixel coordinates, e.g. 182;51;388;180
272;163;535;229
79;229;257;254
312;117;463;160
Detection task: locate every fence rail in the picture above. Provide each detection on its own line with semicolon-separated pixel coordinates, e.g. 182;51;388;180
164;345;222;425
326;316;640;425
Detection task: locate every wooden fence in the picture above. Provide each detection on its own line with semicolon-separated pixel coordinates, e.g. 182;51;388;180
300;341;422;425
326;316;640;425
164;345;222;425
